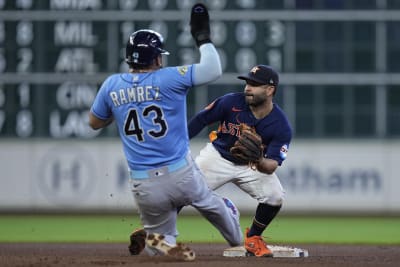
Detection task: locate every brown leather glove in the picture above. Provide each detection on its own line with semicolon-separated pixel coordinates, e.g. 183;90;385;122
230;124;263;167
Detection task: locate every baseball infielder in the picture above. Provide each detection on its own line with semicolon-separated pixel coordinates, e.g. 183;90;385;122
88;3;242;261
188;65;292;257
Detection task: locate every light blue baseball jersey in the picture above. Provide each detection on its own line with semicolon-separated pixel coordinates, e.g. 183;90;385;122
90;65;193;170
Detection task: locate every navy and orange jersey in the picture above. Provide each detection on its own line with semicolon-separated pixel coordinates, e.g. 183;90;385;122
188;92;292;165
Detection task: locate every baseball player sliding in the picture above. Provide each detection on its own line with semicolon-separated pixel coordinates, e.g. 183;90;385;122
88;3;242;261
189;65;293;257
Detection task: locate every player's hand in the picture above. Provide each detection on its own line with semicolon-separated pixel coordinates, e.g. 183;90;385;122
190;3;211;47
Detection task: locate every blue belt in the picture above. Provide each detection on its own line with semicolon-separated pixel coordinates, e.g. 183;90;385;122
130;157;189;179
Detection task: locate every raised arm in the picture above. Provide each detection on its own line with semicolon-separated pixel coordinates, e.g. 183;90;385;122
190;3;222;86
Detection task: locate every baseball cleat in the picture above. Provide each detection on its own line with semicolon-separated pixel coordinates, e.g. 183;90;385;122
128;228;147;255
146;233;195;261
244;228;273;257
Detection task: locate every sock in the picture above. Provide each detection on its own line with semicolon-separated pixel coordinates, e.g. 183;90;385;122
247;203;282;237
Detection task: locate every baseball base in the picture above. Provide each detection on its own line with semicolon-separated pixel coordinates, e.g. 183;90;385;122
223;245;309;258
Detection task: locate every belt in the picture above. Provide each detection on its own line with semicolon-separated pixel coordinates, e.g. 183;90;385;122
130;157;189;180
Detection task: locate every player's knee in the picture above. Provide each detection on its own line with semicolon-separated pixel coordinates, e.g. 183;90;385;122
259;191;285;206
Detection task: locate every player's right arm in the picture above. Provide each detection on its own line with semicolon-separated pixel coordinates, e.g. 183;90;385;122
190;3;222;86
192;44;221;86
188;96;226;139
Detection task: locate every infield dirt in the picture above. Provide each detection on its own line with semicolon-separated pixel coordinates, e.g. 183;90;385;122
1;243;400;267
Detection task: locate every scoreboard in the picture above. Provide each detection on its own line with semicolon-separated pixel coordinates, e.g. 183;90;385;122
0;0;399;138
0;0;289;138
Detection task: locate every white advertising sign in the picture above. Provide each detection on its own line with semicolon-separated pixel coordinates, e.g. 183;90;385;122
0;139;398;214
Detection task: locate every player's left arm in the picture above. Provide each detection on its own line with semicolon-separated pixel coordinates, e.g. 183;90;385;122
88;112;114;130
89;78;114;130
256;157;279;175
256;128;292;174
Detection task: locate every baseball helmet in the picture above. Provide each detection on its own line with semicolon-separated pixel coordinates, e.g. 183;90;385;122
125;29;169;67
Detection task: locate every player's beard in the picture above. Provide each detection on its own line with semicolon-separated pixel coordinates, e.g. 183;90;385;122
245;93;267;107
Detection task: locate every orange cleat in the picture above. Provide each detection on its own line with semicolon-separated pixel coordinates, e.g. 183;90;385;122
244;228;273;257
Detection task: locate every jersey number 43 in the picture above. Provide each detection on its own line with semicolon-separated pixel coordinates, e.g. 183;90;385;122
124;105;167;142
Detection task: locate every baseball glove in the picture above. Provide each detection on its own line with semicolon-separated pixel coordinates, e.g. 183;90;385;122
230;124;263;168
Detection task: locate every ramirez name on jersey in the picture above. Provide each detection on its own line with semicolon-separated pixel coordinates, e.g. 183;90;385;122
109;85;161;107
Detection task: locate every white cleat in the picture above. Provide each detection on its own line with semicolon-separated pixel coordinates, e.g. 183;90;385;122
145;232;196;261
